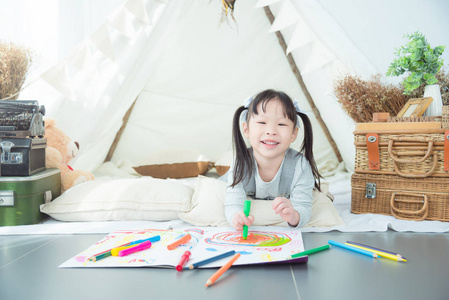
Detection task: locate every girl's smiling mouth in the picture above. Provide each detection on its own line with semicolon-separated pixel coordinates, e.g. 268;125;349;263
261;140;279;145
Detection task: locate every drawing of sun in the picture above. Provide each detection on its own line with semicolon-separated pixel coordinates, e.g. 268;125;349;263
205;231;291;247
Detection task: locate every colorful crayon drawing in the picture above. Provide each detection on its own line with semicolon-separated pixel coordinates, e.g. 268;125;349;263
61;226;304;269
205;231;292;247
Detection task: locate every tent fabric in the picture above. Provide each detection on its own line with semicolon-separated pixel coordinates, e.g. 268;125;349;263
20;0;378;174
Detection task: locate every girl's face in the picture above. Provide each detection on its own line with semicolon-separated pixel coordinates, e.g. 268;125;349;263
242;99;298;162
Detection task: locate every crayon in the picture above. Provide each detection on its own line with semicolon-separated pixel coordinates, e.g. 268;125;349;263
118;240;152;256
176;251;192;272
111;244;135;256
345;243;407;262
88;235;161;261
328;240;378;259
205;253;241;287
186;250;236;269
243;200;251;240
111;236;161;256
167;233;192;250
289;244;330;259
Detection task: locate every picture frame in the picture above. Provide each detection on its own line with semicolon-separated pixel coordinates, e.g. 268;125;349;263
396;97;434;118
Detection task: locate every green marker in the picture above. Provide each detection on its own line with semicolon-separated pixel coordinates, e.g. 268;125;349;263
289;244;330;259
243;200;251;240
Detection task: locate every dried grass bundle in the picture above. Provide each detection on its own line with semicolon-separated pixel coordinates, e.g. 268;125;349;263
0;41;35;100
334;73;408;123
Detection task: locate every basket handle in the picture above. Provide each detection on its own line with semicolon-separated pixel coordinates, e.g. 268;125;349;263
392;152;438;178
390;192;428;221
388;137;434;163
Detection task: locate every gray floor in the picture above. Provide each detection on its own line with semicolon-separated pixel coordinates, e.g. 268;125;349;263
1;231;448;300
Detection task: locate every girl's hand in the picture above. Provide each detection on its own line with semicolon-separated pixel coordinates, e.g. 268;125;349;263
232;211;255;231
272;197;300;227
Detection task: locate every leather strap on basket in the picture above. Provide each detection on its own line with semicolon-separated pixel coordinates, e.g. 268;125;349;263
390;192;428;221
366;133;380;170
445;130;449;171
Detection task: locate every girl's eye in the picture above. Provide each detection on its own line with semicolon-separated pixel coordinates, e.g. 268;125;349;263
257;122;266;125
278;123;287;126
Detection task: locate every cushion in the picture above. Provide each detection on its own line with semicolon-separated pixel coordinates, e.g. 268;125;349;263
133;149;212;179
40;177;193;222
178;176;344;227
214;151;232;176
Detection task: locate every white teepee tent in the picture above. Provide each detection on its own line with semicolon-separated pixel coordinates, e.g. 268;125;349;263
17;0;449;176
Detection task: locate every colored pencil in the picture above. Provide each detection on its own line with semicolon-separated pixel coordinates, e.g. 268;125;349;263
328;240;378;258
167;233;192;250
345;243;407;262
347;241;406;260
243;200;251;240
205;253;241;287
89;251;111;262
186;250;236;269
289;244;330;259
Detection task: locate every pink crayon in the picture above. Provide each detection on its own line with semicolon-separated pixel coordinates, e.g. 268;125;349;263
118;241;152;257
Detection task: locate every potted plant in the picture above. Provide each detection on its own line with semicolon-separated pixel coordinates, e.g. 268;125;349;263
386;31;445;116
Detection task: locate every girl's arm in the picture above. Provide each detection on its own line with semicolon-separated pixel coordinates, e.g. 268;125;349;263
223;165;248;226
287;156;314;227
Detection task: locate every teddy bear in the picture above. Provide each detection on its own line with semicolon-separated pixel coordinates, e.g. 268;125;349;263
44;119;94;192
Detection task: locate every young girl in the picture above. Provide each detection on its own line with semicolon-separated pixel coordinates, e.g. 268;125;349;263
223;89;321;230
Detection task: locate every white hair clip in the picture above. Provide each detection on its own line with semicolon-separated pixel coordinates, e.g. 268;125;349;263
243;96;253;108
293;99;309;115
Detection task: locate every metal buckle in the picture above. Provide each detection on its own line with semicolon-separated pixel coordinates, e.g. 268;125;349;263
0;141;23;164
367;136;377;143
365;183;376;198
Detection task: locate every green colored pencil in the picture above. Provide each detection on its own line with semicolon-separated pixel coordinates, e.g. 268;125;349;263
289;244;330;259
89;251;112;262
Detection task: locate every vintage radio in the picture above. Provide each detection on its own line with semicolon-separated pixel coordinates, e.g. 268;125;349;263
0;100;46;176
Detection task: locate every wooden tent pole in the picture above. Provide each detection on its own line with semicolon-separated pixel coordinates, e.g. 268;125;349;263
104;98;138;162
264;7;343;162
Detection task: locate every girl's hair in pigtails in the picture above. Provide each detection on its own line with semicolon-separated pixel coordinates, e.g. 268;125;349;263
297;112;322;191
231;106;253;187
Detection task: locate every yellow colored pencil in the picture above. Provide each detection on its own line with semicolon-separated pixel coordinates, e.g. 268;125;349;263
345;243;407;262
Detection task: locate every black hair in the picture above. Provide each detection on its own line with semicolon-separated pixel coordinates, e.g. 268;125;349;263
231;89;322;191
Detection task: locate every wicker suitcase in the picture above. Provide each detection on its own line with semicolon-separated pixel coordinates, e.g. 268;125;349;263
351;173;449;222
354;129;449;178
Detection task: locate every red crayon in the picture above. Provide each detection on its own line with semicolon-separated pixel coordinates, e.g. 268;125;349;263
176;251;191;272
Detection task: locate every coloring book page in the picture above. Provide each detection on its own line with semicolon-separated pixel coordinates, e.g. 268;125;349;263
59;226;305;268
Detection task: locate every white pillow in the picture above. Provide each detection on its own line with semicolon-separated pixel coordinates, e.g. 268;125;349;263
40;177;193;222
178;176;344;227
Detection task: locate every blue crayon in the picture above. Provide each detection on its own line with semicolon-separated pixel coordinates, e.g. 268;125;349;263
186;250;236;269
131;235;161;246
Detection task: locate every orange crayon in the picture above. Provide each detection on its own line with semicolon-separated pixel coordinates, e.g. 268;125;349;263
205;253;241;287
167;233;192;250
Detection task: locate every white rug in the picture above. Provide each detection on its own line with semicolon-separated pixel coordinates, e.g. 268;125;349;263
1;173;448;235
